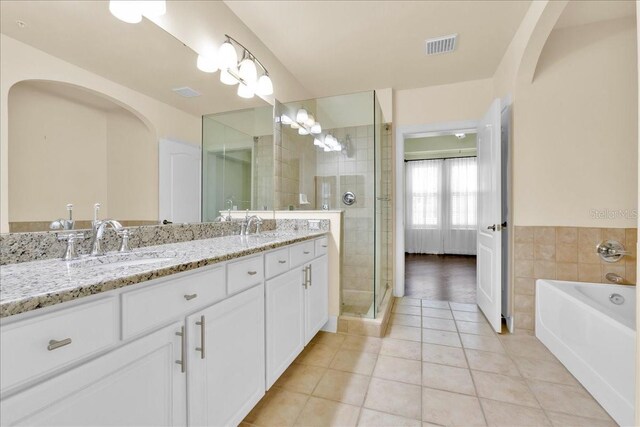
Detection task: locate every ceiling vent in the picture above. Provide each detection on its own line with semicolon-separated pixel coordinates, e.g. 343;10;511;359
172;87;201;97
425;34;458;55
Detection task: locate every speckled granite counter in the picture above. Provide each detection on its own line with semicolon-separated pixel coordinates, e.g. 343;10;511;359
0;230;327;318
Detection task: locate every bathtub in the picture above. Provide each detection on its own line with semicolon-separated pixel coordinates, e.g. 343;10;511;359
536;279;636;427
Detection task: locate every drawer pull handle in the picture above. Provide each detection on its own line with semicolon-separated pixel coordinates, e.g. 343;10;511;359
176;327;186;373
321;244;327;248
248;271;257;276
196;315;205;359
307;264;313;287
278;260;287;264
47;338;72;351
303;251;311;255
184;293;198;301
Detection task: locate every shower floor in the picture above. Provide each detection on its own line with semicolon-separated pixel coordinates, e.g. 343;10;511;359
405;254;476;303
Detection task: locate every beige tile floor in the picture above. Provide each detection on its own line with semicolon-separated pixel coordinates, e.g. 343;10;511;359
243;297;618;427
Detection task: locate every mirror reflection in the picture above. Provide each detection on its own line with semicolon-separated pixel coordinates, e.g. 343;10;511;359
202;105;274;221
8;80;158;232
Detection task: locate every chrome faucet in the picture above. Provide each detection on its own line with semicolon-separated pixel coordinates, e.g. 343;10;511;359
244;215;263;236
89;203;128;256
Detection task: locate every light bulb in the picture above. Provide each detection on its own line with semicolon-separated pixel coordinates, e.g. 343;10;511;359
290;122;300;129
281;115;293;125
220;67;238;85
140;0;166;17
256;74;273;96
314;138;322;146
305;114;315;127
237;82;255;99
296;108;308;124
218;41;238;70
310;123;321;134
109;1;142;23
238;58;258;87
324;146;331;152
298;127;309;135
197;51;218;73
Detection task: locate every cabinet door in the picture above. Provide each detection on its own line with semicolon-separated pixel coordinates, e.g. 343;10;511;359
305;255;329;345
1;322;187;426
187;284;265;427
265;269;305;389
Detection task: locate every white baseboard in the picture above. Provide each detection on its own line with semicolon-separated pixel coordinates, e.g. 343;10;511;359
321;315;338;333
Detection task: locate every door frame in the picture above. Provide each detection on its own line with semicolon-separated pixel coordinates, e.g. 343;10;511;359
393;120;478;298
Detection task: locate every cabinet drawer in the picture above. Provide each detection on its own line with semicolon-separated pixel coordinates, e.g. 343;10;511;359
290;241;315;267
265;248;290;279
315;237;329;256
122;266;225;339
0;297;118;393
227;255;264;294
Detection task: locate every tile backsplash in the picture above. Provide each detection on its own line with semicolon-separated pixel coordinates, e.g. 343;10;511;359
513;226;637;332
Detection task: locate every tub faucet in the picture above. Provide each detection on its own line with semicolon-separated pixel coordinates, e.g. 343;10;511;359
605;273;633;286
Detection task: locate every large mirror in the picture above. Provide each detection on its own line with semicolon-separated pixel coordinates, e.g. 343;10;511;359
202;106;274;221
1;1;276;233
8;80;158;232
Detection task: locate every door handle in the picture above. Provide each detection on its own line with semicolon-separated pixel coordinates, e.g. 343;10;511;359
302;266;308;288
487;225;497;231
195;315;205;359
307;264;312;287
175;327;186;373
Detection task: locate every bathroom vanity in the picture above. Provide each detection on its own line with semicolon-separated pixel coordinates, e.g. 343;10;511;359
0;232;329;426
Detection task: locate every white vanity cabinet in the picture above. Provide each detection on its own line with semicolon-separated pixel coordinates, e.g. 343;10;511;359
304;255;329;345
0;321;187;426
187;284;265;427
0;235;329;427
265;241;329;388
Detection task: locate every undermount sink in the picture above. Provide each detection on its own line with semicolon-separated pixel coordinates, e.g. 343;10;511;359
67;251;178;269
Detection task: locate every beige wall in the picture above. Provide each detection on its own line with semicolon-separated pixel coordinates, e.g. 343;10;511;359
8;83;158;223
0;34;201;232
393;78;494;127
106;109;158;222
8;84;109;222
514;17;638;228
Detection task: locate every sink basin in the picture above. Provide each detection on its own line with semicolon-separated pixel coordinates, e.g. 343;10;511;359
67;251;178;269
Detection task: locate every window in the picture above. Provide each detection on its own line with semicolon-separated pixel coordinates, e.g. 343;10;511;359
409;160;441;228
449;159;477;229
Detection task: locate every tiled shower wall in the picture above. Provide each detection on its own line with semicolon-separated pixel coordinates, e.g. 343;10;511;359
513;226;637;332
274;128;317;210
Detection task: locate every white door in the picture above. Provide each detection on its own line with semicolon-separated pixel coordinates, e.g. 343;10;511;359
159;139;201;224
304;255;329;344
476;99;503;333
265;269;305;389
187;284;265;427
1;322;187;426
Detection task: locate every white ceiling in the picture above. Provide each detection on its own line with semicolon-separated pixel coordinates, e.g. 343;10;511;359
224;0;532;98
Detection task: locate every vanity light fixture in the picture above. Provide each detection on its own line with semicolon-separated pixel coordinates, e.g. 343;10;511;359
106;3;274;99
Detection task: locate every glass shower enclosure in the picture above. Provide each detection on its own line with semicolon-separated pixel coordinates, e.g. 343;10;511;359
202;92;391;319
276;91;392;318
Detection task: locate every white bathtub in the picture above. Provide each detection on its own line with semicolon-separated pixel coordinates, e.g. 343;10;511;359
536;279;636;426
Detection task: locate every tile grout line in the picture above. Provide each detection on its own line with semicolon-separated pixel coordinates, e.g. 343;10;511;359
452;300;489;426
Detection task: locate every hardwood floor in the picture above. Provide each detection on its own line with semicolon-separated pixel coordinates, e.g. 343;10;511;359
404;254;476;303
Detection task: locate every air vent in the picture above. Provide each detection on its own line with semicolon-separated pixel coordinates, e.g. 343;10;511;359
425;34;458;55
172;87;201;97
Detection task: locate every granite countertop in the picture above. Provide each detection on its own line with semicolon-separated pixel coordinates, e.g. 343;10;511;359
0;230;327;319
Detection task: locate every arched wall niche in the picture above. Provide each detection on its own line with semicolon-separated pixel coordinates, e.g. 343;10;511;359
7;79;161;231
